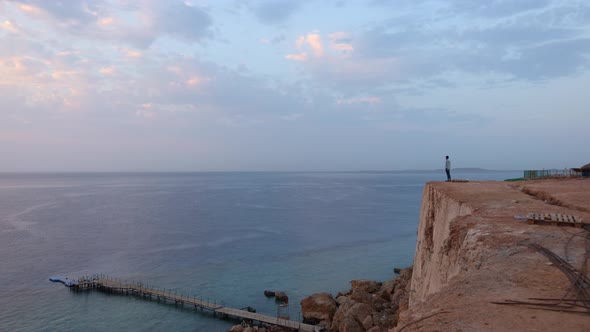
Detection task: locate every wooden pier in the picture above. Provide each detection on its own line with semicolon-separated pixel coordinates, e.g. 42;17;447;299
59;275;321;332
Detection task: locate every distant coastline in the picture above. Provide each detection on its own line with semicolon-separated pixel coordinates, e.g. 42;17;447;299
0;168;520;174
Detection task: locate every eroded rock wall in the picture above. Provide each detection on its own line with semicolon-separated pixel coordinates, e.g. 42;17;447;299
409;183;475;304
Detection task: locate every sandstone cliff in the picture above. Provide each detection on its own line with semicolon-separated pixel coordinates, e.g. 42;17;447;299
396;178;590;332
410;183;474;303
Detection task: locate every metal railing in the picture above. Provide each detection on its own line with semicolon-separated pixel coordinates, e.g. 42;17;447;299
523;169;582;179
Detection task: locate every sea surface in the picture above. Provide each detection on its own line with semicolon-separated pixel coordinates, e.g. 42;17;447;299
0;171;519;332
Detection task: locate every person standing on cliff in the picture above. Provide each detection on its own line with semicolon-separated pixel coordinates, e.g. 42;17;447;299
445;156;451;181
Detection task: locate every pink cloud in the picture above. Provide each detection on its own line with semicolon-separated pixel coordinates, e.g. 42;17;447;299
56;50;81;57
306;34;324;57
98;17;115;26
135;103;157;118
99;67;116;75
122;48;143;58
18;4;41;15
287;31;355;63
1;20;20;33
286;33;329;62
285;31;400;89
285;52;308;62
186;76;205;86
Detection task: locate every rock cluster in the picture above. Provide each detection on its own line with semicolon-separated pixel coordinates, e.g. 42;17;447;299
227;268;412;332
264;290;289;303
301;267;412;332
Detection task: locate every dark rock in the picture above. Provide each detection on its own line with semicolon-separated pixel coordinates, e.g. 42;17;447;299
361;314;374;330
380;280;395;295
335;294;351;306
348;302;373;323
228;325;244;332
376;289;391;302
340;316;363;332
300;293;338;324
350;279;382;294
371;297;388;312
375;310;396;328
330;297;356;330
350;289;373;304
274;291;288;304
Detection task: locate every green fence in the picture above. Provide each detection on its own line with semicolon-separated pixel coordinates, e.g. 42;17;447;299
523;169;581;179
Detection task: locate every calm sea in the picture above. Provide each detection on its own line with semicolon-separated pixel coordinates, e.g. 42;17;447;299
0;171;519;331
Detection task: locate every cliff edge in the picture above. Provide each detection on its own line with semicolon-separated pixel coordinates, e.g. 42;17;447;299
396;178;590;331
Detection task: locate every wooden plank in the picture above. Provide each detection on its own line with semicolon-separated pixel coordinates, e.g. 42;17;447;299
524;213;589;228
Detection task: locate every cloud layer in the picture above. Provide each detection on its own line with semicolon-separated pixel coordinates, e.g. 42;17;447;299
0;0;589;171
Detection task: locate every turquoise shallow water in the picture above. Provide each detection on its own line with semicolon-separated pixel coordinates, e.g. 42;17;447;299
0;171;519;331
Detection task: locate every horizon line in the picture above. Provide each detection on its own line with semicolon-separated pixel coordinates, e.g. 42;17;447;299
0;168;523;174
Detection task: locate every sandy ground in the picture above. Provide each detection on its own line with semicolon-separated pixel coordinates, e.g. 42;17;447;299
396;178;590;332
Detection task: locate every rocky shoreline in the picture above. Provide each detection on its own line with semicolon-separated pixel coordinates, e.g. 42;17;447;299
227;267;412;332
230;178;590;332
303;267;412;332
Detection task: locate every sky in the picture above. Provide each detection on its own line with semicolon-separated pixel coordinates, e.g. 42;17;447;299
1;0;589;172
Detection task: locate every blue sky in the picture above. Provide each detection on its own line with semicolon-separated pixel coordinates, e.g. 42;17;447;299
1;0;589;171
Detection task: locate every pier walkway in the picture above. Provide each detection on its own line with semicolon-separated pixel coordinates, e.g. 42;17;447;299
55;274;321;332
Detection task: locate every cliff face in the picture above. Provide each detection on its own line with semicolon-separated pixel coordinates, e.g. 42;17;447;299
410;183;474;303
397;179;590;332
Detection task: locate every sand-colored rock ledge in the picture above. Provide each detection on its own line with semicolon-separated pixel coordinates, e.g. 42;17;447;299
396;178;590;332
